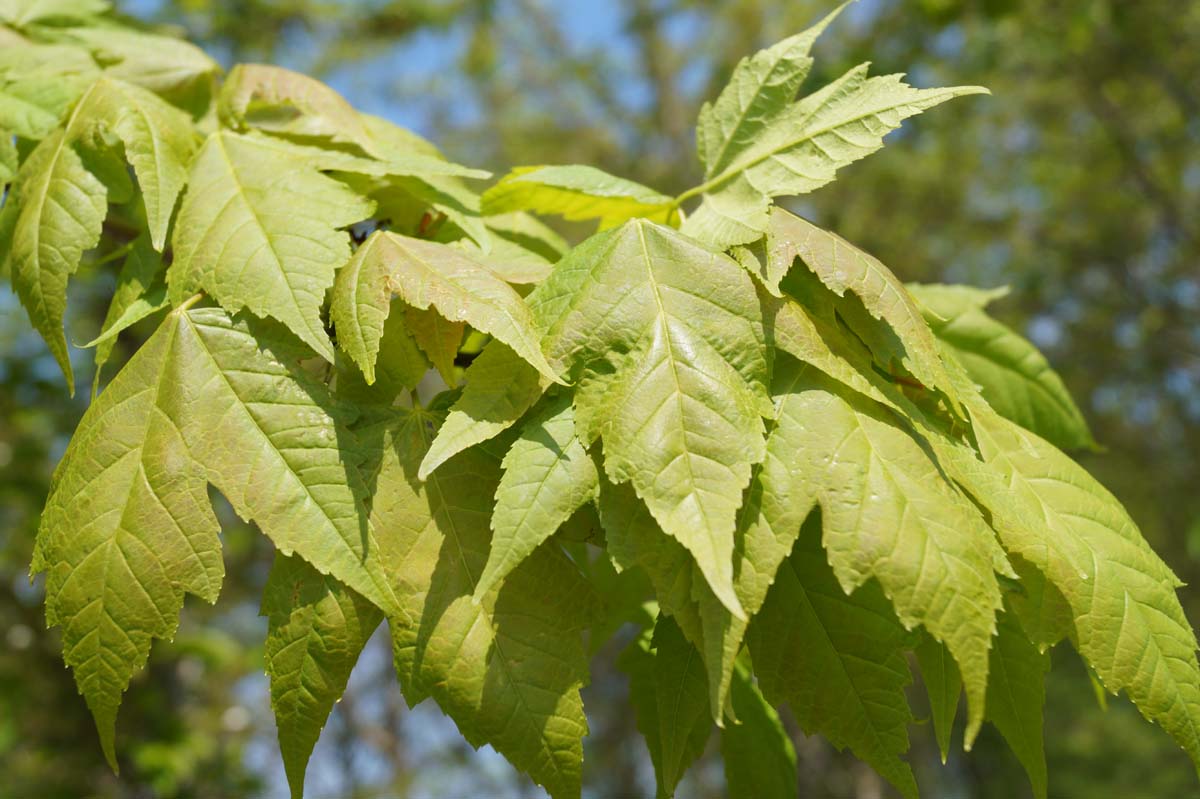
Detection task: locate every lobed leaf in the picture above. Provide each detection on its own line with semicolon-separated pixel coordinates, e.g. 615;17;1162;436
263;555;383;799
169;131;375;360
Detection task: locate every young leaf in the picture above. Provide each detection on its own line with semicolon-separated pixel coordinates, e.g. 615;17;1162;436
31;310;224;768
329;231;559;384
684;54;987;248
695;3;843;180
720;662;798;799
915;634;962;764
5;128;108;393
769;359;1003;740
68;76;198;249
476;394;599;601
365;409;592;799
419;341;549;479
263;555;383;799
748;515;918;799
909;282;1097;450
169;131;375;361
482;165;678;229
530;220;772;617
986;603;1049;799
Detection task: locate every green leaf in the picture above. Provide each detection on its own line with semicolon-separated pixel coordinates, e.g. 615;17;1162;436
68;76;198;249
748;515;917;798
5;127;108;393
419;341;549;479
482;165;678;229
766;358;1003;740
476;394;599;601
263;554;383;799
623;615;712;798
986;602;1049;799
771;210;965;413
0;0;107;26
909;282;1097;450
0;43;99;139
598;477;704;646
333;299;428;406
329;231;559;386
31;308;223;767
972;411;1200;771
915;634;961;764
684;52;986;248
530;220;771;618
169;131;375;360
0;130;16;183
61;25;219;111
87;235;168;375
403;305;463;384
219;63;378;153
364;409;591;799
37;300;408;761
721;662;798;799
171;307;405;620
695;3;843;180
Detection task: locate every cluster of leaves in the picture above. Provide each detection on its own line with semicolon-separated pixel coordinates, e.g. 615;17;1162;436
4;1;1199;797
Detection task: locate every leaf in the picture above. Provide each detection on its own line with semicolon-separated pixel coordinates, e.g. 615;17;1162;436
38;298;408;755
771;210;965;413
0;130;16;183
0;0;107;26
986;603;1049;799
403;305;463;384
623;615;712;798
169;131;375;361
5;128;108;393
170;307;404;620
330;231;558;386
263;554;383;799
31;309;224;767
61;25;219;111
420;341;549;479
695;3;843;179
971;411;1200;771
68;76;198;249
747;514;918;799
721;662;798;799
476;394;599;601
87;235;168;375
909;282;1097;450
219;63;378;153
482;165;678;229
530;220;771;618
684;52;986;248
0;43;99;139
333;299;428;406
765;358;1003;740
915;634;961;764
364;409;591;799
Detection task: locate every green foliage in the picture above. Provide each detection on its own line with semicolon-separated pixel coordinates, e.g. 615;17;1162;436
6;6;1200;799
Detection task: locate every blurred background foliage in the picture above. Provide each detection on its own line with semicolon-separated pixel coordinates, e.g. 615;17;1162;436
2;0;1199;796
